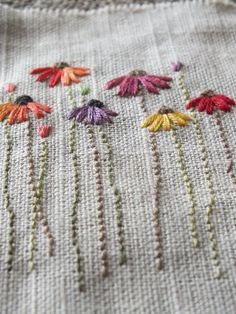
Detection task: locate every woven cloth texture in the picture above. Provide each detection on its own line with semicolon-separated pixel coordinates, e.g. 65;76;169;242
0;1;236;313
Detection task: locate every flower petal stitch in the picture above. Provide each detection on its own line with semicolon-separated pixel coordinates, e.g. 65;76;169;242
104;69;172;97
30;62;90;87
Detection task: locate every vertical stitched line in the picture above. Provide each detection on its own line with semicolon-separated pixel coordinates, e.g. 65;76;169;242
86;125;108;278
171;128;199;248
36;139;54;256
26;120;38;272
98;126;127;265
177;72;222;278
137;93;162;270
3;123;15;271
65;86;85;292
214;112;236;189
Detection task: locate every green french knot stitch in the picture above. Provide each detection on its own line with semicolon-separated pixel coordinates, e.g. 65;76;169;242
98;127;127;265
3;123;15;271
65;86;85;292
26;120;38;272
171;128;199;248
177;72;222;278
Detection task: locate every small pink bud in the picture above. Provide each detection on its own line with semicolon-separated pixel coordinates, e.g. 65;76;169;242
4;83;16;93
37;125;51;138
170;62;182;72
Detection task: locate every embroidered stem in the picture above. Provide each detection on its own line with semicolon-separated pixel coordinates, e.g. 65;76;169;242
86;125;108;278
98;127;126;265
36;139;54;256
171;128;199;248
26;120;38;272
177;72;222;278
214;113;236;189
137;93;162;270
65;86;85;292
3;123;15;271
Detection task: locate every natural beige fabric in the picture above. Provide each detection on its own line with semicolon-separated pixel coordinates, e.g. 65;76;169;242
0;1;236;313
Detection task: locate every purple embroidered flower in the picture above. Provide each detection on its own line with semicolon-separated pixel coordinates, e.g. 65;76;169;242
170;62;182;72
68;99;118;125
103;69;172;97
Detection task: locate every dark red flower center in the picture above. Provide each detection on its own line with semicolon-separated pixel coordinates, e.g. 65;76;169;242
54;62;70;68
200;89;216;97
87;99;104;108
15;95;33;106
129;69;147;76
158;106;174;114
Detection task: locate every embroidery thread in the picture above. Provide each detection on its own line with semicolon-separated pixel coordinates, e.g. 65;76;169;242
141;107;200;248
68;96;121;277
176;69;222;278
104;70;173;270
36;125;54;257
2;84;16;271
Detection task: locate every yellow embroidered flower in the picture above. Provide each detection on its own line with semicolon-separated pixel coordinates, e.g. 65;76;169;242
140;106;192;132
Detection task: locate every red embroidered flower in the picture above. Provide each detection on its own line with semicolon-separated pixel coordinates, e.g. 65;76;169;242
37;125;51;138
186;90;236;114
0;95;51;124
30;62;90;87
104;69;172;96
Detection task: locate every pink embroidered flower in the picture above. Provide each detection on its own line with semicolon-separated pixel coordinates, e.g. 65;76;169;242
186;90;236;114
37;125;51;138
104;69;172;96
4;83;16;93
30;62;90;88
170;62;182;72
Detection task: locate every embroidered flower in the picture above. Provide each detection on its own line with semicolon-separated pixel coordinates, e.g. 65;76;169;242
0;95;51;124
4;83;16;93
186;90;236;115
30;62;90;87
68;99;118;125
104;70;172;96
37;125;51;138
141;106;192;132
170;62;182;72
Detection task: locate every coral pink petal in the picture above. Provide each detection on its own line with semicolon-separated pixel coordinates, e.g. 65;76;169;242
212;95;236;106
104;76;126;90
117;76;132;96
36;69;54;82
28;102;51;113
186;96;203;110
138;77;158;94
49;69;62;87
37;125;51;138
30;67;53;74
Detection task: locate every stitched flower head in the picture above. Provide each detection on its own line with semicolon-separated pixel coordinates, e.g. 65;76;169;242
186;90;236;114
104;69;172;97
0;95;51;124
68;99;118;125
141;106;192;132
30;62;90;87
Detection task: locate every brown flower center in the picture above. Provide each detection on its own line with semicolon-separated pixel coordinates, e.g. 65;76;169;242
54;62;70;68
158;106;174;114
15;95;33;106
128;69;147;76
200;89;215;97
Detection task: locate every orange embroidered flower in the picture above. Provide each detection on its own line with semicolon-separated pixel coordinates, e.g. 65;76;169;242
0;95;51;125
30;62;90;87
